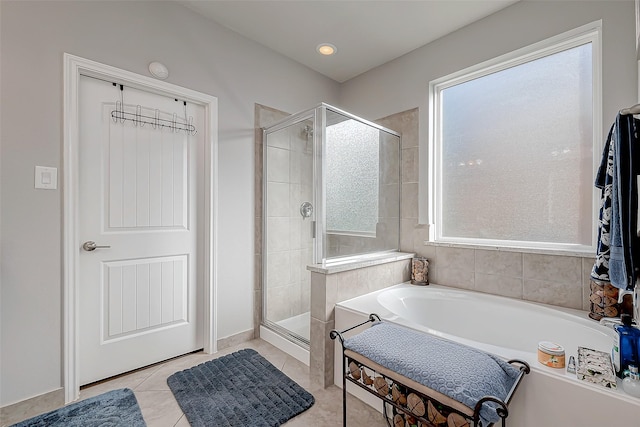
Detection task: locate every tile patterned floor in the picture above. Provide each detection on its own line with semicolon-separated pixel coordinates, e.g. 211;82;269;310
79;338;389;426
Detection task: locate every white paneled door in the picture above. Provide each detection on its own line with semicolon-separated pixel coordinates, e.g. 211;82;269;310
78;76;204;385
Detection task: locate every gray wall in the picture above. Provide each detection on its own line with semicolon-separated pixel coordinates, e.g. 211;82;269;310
340;1;637;133
0;0;339;406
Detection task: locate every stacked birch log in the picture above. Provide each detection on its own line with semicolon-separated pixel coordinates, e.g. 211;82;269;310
348;360;471;427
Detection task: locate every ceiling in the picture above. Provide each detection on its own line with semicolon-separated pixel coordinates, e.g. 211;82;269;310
182;1;520;83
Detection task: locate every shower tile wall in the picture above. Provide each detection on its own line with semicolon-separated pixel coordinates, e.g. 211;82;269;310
418;245;593;310
309;256;412;387
265;124;314;324
379;131;401;249
375;108;427;252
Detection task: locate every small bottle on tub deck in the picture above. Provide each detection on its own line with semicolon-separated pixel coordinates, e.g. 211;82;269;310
622;365;640;398
538;341;566;368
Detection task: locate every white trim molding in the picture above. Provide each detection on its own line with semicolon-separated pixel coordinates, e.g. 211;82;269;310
62;53;218;403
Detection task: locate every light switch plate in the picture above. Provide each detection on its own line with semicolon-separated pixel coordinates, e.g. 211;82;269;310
35;166;57;190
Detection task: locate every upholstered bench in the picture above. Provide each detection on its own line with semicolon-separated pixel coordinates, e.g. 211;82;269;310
330;314;529;427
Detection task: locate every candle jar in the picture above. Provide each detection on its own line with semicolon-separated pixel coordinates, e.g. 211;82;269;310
411;257;429;285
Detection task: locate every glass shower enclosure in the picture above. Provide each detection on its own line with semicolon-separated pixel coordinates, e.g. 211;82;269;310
262;103;400;347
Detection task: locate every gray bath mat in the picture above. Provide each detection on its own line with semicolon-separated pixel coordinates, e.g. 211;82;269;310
10;388;145;427
167;348;314;426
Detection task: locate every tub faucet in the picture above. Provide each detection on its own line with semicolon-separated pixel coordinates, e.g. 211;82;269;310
599;287;640;329
599;317;622;329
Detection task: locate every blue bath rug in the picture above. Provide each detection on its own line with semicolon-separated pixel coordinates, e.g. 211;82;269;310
167;348;315;427
10;388;145;427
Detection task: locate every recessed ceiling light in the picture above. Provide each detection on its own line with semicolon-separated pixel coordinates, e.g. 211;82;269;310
317;43;337;56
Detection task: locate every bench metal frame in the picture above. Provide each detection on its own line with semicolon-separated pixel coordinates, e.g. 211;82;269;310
330;314;530;427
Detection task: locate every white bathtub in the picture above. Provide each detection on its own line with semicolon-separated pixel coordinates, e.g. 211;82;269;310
334;283;640;426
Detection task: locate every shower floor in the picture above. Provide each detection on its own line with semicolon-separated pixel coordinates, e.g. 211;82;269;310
275;311;310;341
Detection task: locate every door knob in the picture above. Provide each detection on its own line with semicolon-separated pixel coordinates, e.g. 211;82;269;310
82;241;111;251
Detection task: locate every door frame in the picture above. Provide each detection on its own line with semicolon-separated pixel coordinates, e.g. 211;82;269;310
62;53;218;403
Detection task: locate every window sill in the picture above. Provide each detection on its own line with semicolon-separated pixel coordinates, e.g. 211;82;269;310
423;240;595;259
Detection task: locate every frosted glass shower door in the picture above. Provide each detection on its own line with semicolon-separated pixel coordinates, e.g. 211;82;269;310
323;108;400;261
263;118;314;344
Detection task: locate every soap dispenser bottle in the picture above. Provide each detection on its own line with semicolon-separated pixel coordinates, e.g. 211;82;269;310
614;314;640;377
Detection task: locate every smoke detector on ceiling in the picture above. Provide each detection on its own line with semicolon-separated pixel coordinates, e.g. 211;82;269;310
149;61;169;80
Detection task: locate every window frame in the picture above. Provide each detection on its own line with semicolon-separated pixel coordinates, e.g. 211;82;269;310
428;21;602;253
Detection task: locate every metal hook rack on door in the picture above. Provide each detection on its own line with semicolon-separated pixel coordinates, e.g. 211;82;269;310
110;84;197;135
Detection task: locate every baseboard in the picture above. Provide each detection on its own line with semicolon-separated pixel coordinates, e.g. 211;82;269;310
216;328;255;351
0;388;64;427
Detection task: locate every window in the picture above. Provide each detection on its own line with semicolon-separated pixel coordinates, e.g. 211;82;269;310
429;23;600;251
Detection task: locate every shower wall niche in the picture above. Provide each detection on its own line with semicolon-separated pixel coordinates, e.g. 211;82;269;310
262;104;401;347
